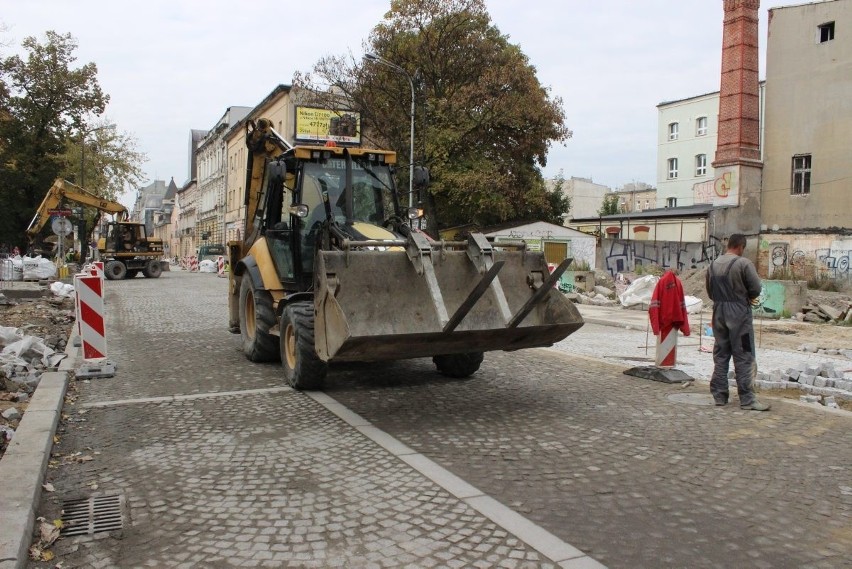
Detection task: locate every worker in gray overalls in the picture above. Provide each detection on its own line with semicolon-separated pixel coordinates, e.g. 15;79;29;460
705;234;770;411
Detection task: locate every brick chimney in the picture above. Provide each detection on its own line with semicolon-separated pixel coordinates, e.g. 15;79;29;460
711;0;763;237
714;0;762;167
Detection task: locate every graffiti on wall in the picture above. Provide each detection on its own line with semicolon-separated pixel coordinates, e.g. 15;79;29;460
763;237;851;281
601;236;724;277
693;170;738;206
816;247;851;279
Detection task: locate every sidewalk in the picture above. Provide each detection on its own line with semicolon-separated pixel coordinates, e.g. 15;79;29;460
569;303;852;409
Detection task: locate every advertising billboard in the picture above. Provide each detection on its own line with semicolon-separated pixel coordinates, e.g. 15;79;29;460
295;106;361;144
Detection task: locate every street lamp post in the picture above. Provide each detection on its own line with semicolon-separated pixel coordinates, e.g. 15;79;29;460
364;53;415;211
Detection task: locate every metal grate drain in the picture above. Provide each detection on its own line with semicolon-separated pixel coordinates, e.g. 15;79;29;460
61;494;125;537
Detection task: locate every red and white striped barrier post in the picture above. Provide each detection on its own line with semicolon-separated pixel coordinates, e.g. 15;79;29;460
190;255;199;272
216;256;225;278
73;272;115;378
654;323;678;368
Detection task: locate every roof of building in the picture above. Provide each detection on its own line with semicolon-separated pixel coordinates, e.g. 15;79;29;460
571;203;717;223
164;177;178;200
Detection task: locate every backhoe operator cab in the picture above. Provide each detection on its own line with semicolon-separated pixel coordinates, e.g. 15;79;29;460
262;149;402;287
230;117;584;391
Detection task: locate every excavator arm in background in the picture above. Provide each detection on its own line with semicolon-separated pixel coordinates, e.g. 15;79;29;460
26;178;129;240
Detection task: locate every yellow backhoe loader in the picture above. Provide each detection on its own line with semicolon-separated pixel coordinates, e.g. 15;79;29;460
26;178;164;280
228;118;584;389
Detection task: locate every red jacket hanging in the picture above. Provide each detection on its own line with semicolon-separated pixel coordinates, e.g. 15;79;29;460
649;270;691;336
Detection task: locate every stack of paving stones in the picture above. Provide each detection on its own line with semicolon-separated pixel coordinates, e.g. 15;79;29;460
794;300;852;323
751;360;852;406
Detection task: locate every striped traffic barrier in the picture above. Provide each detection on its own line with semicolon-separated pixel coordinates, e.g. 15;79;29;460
654;323;678;368
73;272;115;378
216;256;225;278
190;255;199;272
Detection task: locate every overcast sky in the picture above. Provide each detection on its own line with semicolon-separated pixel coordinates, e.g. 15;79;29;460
2;0;790;207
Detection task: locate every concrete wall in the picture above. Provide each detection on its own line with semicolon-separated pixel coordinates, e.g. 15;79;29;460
762;0;852;230
599;236;725;277
756;279;808;319
759;233;852;283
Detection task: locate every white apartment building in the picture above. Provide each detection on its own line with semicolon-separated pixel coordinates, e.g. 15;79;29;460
656;84;765;208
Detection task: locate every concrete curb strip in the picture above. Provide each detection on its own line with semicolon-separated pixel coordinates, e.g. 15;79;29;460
0;334;76;569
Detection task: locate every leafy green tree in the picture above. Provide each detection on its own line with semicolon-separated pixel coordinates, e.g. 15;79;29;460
295;0;572;234
0;31;144;250
598;194;621;216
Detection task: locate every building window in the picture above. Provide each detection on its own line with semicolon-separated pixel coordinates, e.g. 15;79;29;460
668;122;679;140
696;116;708;136
645;199;649;209
791;154;812;195
695;154;707;176
667;158;678;179
666;197;677;208
818;22;835;43
636;200;641;210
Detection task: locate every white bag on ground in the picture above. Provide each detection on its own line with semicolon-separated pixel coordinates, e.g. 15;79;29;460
618;274;659;307
198;259;217;273
684;295;703;314
50;281;75;298
22;256;56;280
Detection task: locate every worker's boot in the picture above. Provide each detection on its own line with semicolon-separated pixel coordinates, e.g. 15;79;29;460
740;399;770;411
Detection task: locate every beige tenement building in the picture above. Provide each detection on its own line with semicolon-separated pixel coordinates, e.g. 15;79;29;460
759;0;852;281
762;0;852;231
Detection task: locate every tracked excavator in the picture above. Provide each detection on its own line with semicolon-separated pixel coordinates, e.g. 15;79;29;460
228;118;584;389
26;178;164;280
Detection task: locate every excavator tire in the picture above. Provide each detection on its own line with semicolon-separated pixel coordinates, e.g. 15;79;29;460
432;352;484;379
280;301;327;390
239;277;279;362
125;270;139;279
142;260;162;278
104;260;126;281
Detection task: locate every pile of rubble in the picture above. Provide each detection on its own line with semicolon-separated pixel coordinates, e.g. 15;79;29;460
0;294;75;459
796;300;852;324
755;361;852;405
566;285;618;307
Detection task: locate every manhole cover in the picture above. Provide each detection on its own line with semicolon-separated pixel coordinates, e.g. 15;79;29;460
667;392;715;406
61;494;124;537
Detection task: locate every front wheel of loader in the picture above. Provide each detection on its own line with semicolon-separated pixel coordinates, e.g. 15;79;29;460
104;260;126;280
239;277;279;362
432;352;484;379
280;302;327;390
142;259;162;278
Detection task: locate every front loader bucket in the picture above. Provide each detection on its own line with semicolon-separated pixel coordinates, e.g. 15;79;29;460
313;238;584;363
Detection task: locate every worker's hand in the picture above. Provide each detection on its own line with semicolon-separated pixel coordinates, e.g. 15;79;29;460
749;297;760;306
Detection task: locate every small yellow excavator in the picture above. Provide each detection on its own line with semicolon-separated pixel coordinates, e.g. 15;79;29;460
228;118;584;389
26;178;164;280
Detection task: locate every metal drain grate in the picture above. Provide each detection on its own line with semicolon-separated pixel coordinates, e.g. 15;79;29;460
61;494;125;537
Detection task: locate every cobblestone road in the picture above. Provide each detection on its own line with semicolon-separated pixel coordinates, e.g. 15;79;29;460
29;271;852;569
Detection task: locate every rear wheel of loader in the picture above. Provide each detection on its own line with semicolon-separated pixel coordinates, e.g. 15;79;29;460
104;260;126;280
280;302;327;390
239;277;279;362
142;259;162;278
432;352;484;379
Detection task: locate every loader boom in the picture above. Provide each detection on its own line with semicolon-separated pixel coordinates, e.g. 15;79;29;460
26;178;128;239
